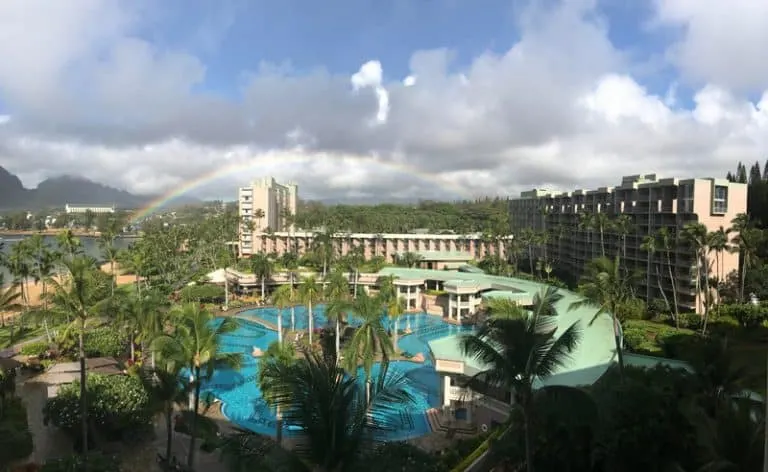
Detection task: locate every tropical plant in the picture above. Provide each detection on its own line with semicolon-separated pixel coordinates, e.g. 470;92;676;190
233;350;413;471
139;361;189;464
257;340;296;443
272;284;294;342
343;292;393;401
325;269;351;359
460;286;581;472
298;275;321;345
571;255;633;379
151;303;242;468
250;252;274;299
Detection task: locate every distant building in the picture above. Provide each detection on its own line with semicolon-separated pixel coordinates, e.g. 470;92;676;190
508;174;748;314
64;204;115;214
238;178;298;256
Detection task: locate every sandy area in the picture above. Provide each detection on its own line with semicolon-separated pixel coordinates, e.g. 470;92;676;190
1;263;139;319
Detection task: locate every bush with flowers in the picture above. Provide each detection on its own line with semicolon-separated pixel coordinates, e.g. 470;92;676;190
43;374;153;442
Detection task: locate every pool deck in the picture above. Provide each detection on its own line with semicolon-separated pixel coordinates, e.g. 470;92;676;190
378;268;617;388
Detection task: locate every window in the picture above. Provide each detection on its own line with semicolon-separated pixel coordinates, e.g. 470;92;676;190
713;185;728;213
679;184;694;213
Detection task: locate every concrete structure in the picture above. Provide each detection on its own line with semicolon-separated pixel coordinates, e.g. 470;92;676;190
239;231;506;262
508;174;748;313
64;203;115;214
238;177;297;256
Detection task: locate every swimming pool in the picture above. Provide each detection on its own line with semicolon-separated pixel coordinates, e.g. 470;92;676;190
199;307;473;440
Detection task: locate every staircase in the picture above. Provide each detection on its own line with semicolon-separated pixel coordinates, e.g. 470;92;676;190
426;408;477;437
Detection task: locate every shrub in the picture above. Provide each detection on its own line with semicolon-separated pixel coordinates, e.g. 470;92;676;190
618;298;646;321
0;398;34;468
41;453;121;472
83;327;126;358
180;284;225;303
715;303;768;329
677;313;702;330
20;340;51;357
622;327;647;352
357;442;442;472
43;374;153;442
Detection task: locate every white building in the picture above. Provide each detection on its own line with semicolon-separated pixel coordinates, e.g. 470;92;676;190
238;177;298;257
64;204;115;214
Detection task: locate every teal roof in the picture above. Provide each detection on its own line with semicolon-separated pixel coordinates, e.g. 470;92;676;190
444;279;482;288
458;265;485;274
398;251;473;261
482;290;528;303
380;267;617;387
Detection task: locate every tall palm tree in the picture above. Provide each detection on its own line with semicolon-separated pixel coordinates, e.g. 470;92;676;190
640;234;672;315
344;245;365;296
612;214;633;260
0;275;21;332
139;361;189;464
48;255;111;466
656;228;680;327
298;276;321;345
730;213;760;303
460;286;581;472
243;350;413;471
280;251;300;329
571;255;632;380
592;212;611;257
56;229;83;260
250;253;274;300
253;208;265;231
257;340;296;444
325;270;351;360
272;284;294;343
99;231;120;297
116;290;165;363
152;304;242;468
343;292;393;401
386;296;406;353
7;241;32;311
707;228;729;307
682;222;711;327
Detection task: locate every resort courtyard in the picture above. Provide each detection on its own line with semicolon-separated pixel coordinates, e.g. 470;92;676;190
204;268;619;440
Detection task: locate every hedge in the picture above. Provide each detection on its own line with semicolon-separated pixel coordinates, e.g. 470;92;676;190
0;397;34;468
180;284;226;303
43;374;153;442
41;452;121;472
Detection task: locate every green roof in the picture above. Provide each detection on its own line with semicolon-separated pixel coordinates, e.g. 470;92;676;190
398;251;474;261
444;279;482;288
458;264;486;274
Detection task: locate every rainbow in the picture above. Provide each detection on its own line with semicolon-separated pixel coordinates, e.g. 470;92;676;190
129;154;473;222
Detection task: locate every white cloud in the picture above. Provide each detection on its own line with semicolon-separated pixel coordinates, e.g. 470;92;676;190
0;0;766;203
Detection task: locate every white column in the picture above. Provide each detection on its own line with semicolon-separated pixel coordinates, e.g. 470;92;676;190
443;375;451;407
458;297;462;324
447;294;454;320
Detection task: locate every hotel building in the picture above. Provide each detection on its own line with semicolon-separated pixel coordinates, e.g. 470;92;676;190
508;174;747;313
238;177;298;256
241;231;506;265
64;204;115;214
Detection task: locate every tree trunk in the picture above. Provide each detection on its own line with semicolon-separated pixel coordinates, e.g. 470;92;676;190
353;269;359;297
277;308;283;344
110;260;115;297
276;405;283;445
665;250;680;329
188;367;202;468
261;278;265;300
165;403;174;463
740;256;748;303
524;403;534;472
655;265;671;313
308;300;313;345
394;318;399;352
79;320;89;469
335;319;341;360
612;311;625;380
599;227;605;257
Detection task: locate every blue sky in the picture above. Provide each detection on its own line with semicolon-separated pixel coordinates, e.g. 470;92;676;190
0;0;766;201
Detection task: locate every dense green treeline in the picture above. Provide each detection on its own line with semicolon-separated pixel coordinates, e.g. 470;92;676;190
294;198;510;233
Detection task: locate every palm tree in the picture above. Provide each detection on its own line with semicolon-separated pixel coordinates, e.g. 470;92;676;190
116;290;165;363
707;228;729;307
152;304;242;468
47;255;111;465
612;214;633;259
344;245;365;296
0;275;21;332
592;212;611;257
386;296;406;354
257;340;296;443
56;229;82;260
139;361;189;464
682;222;711;326
571;255;633;380
254;208;265;231
7;241;32;311
250;253;274;300
298;276;321;345
656;228;680;327
640;234;672;315
272;284;294;343
242;350;413;471
325;270;351;360
280;251;300;328
460;286;581;472
99;231;120;296
343;292;393;401
730;213;760;303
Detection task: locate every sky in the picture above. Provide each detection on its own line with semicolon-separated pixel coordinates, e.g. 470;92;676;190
0;0;767;202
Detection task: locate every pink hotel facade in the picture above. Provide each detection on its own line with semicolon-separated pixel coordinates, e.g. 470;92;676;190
239;230;505;265
509;174;748;313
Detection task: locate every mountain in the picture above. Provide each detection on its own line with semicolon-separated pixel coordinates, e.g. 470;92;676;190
0;167;196;210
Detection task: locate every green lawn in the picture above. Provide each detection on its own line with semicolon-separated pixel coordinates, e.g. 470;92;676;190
0;324;47;349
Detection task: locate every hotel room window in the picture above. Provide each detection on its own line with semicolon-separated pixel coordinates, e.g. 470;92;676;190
713;185;728;214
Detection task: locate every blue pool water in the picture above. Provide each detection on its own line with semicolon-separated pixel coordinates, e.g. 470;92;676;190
199;308;473;440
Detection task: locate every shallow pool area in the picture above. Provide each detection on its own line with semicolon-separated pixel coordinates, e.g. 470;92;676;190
199;307;472;440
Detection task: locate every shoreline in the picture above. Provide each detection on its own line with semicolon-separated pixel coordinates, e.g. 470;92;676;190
0;230;140;238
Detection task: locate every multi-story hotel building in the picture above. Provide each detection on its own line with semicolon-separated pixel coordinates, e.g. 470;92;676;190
238;178;298;256
242;231;506;264
509;174;747;313
64;204;115;214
